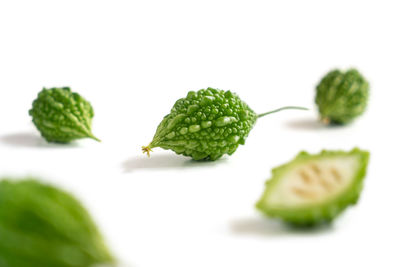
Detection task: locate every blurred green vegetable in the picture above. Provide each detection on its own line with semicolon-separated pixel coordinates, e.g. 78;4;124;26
315;69;369;124
29;87;100;143
0;178;114;267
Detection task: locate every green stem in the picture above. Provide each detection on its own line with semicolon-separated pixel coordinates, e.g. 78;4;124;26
257;106;308;118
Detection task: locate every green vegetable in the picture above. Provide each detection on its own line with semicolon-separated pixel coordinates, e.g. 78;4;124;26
143;87;306;160
29;87;100;143
256;148;369;226
315;69;369;124
0;178;114;267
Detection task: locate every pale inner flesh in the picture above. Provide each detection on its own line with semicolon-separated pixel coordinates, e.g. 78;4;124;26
267;156;360;207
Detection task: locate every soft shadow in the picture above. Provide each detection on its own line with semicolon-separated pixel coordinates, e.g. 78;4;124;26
231;217;334;237
94;262;135;267
285;118;345;131
122;153;228;173
0;132;79;148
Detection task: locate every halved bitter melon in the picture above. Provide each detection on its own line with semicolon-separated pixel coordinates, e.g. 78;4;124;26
256;148;370;226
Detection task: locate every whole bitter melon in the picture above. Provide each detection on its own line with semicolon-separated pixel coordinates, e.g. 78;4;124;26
29;87;100;143
143;87;306;160
315;69;369;124
256;148;369;226
0;178;114;267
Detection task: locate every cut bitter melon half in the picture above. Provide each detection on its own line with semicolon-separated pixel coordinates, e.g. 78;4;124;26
256;148;370;226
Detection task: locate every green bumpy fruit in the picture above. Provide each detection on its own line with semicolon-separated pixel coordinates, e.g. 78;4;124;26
0;179;114;267
315;69;369;124
256;148;369;226
143;87;306;160
29;87;100;143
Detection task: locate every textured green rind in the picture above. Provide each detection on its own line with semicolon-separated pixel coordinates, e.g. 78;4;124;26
315;69;369;124
148;87;257;160
0;179;114;267
256;148;370;226
29;87;98;143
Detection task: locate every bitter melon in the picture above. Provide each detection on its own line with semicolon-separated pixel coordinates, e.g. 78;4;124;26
315;69;369;124
0;178;114;267
256;148;369;226
29;87;100;143
143;87;306;160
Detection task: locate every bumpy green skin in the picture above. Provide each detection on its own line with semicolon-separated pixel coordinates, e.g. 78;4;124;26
0;179;114;267
315;69;369;124
29;87;99;143
256;148;370;226
147;88;257;160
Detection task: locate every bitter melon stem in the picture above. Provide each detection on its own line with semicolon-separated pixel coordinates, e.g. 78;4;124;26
142;145;153;157
257;106;308;118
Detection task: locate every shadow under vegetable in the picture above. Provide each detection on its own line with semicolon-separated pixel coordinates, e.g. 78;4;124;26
0;132;80;148
285;118;347;131
230;216;334;238
122;153;228;173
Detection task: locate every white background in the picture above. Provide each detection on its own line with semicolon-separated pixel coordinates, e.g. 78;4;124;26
0;1;399;266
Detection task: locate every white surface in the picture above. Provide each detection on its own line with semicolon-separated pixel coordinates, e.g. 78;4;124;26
0;1;399;266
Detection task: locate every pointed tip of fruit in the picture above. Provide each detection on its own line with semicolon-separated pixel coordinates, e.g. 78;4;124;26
142;146;153;157
89;134;101;142
321;117;331;125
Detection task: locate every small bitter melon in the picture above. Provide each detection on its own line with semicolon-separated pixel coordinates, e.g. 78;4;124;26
315;69;369;124
143;87;306;160
29;87;100;143
256;148;369;226
0;178;114;267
